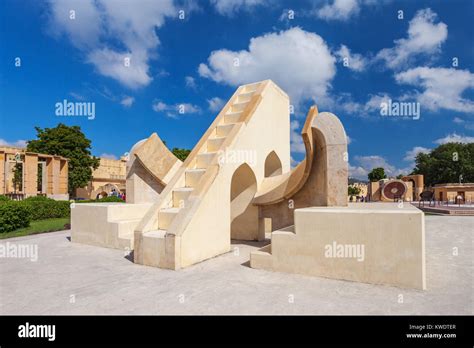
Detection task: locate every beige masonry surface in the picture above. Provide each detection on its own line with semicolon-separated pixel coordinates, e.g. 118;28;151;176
251;203;426;290
71;80;427;290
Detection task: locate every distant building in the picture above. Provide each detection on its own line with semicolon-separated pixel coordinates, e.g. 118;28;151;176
368;175;424;202
0;146;69;200
75;156;127;199
433;183;474;204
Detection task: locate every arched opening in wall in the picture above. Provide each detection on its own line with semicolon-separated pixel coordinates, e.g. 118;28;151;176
264;151;282;177
230;163;260;241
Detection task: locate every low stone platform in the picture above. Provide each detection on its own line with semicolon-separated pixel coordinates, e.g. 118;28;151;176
71;202;152;250
251;203;426;289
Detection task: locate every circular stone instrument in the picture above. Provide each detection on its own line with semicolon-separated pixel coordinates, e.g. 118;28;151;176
382;180;407;201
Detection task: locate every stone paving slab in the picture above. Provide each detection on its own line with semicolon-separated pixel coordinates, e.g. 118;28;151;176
0;216;472;315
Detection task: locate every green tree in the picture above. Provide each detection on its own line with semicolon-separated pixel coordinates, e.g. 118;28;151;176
26;124;100;195
368;167;387;182
348;185;361;196
411;142;474;186
172;147;191;161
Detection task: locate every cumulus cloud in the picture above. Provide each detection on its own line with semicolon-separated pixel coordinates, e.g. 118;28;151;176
348;164;369;180
375;8;447;69
395;67;474;113
210;0;269;16
316;0;361;21
290;119;306;153
199;27;336;106
349;155;411;180
434;133;474;144
403;146;430;162
337;93;390;116
152;100;201;118
0;139;27;148
207;97;225;112
335;44;366;72
47;0;177;88
120;96;135;107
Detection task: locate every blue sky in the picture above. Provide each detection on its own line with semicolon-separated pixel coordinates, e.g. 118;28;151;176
1;0;473;180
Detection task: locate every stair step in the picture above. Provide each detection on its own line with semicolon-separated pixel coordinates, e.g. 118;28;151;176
143;229;167;239
242;83;259;93
196;152;217;169
158;207;180;230
236;91;254;103
185;168;206;188
173;187;193;208
224;111;242;124
216;124;234;136
207;136;226;152
230;101;248;113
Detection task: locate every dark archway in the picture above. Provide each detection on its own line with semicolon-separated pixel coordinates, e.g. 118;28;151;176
264;151;283;177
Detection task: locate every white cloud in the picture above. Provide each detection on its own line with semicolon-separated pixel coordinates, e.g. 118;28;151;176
47;0;102;49
47;0;177;88
350;155;410;180
100;153;118;160
207;97;225;112
185;76;197;89
290;119;306;153
120;96;135;107
348;164;369;180
354;155;395;173
0;139;27;148
210;0;269;16
87;49;152;89
395;67;474;113
337;93;390;116
375;8;447;69
199;27;336;106
403;146;430;162
316;0;360;21
346;135;352;144
453;117;464;124
335;44;366;72
434;133;474;144
152;100;201;118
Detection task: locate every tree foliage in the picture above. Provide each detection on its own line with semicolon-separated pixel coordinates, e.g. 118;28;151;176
368;167;387;182
411;142;474;186
172;147;191;161
348;185;361;196
26;123;100;195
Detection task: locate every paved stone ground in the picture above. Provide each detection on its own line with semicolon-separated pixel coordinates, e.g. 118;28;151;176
0;216;472;315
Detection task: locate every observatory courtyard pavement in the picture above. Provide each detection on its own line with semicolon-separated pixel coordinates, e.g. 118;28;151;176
0;215;472;315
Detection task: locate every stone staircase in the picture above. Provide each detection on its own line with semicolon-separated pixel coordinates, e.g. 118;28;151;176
137;82;263;266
